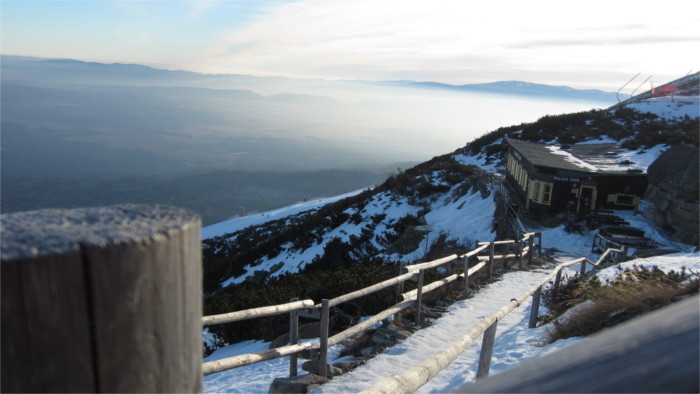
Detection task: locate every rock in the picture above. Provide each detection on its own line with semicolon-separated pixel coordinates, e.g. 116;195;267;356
360;347;375;357
270;318;336;349
641;144;699;245
371;328;394;346
301;360;343;377
338;330;373;357
299;348;319;360
333;359;366;373
394;330;411;342
268;374;329;393
421;307;441;319
385;323;403;335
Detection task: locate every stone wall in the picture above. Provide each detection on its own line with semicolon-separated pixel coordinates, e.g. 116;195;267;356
639;144;699;246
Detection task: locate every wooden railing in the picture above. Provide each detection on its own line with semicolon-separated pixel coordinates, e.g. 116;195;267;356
363;247;627;393
201;232;541;379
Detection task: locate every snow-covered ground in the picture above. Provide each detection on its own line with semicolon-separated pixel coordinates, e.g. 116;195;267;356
203;251;700;393
201;189;368;240
211;180;497;286
627;95;700;120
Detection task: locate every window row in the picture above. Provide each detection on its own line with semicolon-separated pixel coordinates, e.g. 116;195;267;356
507;155;528;192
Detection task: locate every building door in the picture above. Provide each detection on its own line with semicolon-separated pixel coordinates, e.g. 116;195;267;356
577;185;597;214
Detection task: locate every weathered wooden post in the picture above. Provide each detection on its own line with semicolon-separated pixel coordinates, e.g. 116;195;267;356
488;241;495;282
318;299;330;378
529;287;542;328
528;234;534;264
553;270;563;299
415;269;426;326
1;205;202;393
536;232;542;256
476;320;499;380
289;298;300;377
396;261;406;301
462;256;470;297
517;238;524;267
580;260;588;276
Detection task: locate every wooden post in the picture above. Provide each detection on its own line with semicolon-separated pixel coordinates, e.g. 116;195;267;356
289;298;300;377
415;269;425;326
537;232;542;256
580;260;588;276
396;262;406;301
488;241;495;282
476;320;499;380
517;240;524;267
528;235;534;264
529;287;542;328
319;299;330;378
553;270;563;298
462;257;470;297
0;205;202;393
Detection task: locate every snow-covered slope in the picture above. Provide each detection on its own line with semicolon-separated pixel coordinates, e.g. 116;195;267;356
626;95;699;120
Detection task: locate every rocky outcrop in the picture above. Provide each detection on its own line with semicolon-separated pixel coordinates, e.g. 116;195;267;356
268;374;329;393
640;144;699;246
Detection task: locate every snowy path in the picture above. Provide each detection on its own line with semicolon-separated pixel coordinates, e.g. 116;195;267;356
317;268;576;393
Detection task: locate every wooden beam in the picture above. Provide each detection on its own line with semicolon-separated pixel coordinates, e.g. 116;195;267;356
202;299;315;326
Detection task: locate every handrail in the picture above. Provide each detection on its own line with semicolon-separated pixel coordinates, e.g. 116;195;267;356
401;262;487;302
327;271;417;308
202;233;539;378
404;254;459;273
363;257;586;394
203;341;317;376
202;299;315;327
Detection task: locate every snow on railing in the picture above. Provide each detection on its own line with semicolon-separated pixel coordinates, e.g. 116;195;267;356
201;233;541;379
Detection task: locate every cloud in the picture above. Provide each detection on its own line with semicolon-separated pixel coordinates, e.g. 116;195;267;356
193;0;699;88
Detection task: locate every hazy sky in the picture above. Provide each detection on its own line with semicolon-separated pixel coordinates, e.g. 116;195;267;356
2;0;699;90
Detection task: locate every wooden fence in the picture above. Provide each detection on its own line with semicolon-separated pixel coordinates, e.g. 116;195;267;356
363;249;627;393
202;232;541;379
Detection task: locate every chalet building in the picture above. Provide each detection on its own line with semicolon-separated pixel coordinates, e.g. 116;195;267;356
505;139;648;216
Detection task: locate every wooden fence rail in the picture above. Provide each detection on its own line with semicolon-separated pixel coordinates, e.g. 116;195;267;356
201;233;540;379
202;299;315;327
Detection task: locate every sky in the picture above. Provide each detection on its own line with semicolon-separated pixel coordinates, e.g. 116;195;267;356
2;0;699;91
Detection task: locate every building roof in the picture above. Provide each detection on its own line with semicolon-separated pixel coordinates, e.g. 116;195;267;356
506;139;645;175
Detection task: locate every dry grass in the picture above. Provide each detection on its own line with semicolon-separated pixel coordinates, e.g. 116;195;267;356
544;265;699;344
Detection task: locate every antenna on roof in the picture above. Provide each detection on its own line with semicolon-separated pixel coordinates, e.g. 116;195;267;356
630;75;652;97
616;72;640;102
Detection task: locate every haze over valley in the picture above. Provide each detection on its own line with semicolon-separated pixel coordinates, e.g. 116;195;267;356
1;56;615;223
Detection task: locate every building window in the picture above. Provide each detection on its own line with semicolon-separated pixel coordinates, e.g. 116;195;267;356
507;154;528;192
542;184;552;204
529;180;553;205
616;194;636;206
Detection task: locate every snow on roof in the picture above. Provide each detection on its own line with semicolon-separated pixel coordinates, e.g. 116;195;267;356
508;139;654;175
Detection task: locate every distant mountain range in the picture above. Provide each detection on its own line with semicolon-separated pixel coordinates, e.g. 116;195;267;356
378;80;617;101
1;55;616;102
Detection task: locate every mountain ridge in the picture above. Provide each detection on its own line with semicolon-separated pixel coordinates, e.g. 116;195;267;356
1;55;616;101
